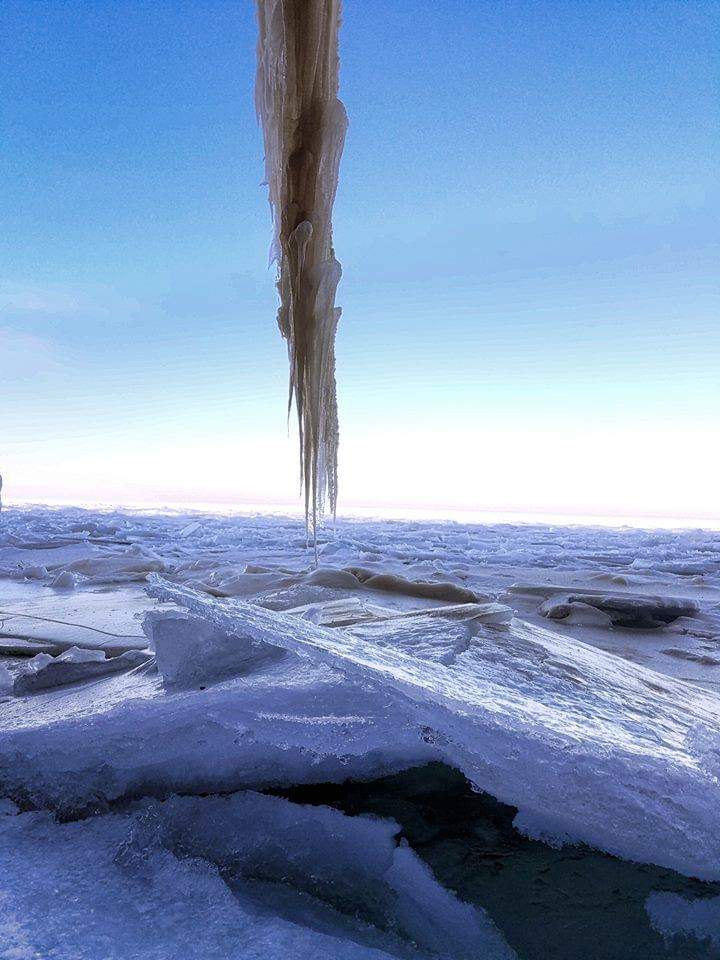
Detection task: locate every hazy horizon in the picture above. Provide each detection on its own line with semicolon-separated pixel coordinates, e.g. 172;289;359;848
6;493;720;534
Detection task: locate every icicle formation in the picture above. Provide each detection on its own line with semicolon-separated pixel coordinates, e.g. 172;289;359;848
255;0;347;535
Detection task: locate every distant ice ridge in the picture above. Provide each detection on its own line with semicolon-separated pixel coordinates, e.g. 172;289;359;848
0;791;515;959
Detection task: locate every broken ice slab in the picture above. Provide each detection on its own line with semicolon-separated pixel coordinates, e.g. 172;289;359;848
144;609;283;689
4;572;720;881
2;789;516;960
286;596;397;627
546;594;698;628
146;579;720;881
146;595;514;689
178;520;203;538
539;600;614;628
380;602;513;626
506;583;698;628
0;619;435;816
340;605;514;663
0;610;148;655
0;637;62;657
285;597;513;629
0;583;151;655
13;647;152;695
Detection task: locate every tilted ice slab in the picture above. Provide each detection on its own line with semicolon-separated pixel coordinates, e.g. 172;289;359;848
0;610;436;813
147;581;720;881
0;791;514;959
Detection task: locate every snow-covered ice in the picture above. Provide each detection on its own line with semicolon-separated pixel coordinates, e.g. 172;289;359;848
1;504;720;957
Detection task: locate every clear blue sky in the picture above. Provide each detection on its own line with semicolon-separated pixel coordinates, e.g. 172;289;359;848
2;0;718;521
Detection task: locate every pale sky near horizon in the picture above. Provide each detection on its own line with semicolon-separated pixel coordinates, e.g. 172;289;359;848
1;0;718;523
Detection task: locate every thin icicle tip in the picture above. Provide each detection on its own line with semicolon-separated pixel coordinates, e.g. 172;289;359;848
255;0;347;536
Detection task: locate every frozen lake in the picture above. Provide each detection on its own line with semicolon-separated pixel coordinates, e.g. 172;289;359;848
1;504;719;958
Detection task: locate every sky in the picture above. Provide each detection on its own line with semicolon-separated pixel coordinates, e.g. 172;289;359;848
1;0;718;524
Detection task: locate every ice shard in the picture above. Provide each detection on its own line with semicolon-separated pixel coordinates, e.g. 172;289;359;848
255;0;347;535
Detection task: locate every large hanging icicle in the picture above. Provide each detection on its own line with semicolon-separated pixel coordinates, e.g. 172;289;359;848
255;0;348;535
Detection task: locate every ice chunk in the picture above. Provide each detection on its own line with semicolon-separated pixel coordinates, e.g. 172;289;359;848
514;583;699;628
1;805;436;960
646;892;720;948
346;568;487;604
20;651;54;672
0;622;434;814
50;569;77;589
179;520;203;538
213;571;293;597
0;595;149;655
290;596;392;627
540;599;614;628
348;617;478;666
57;645;108;663
384;602;513;627
13;648;151;694
144;609;284;688
257;582;355;611
63;553;166;584
304;568;361;590
287;599;513;631
119;791;515;959
562;593;699;628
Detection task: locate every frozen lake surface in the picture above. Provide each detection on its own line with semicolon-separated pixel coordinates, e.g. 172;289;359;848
1;504;719;958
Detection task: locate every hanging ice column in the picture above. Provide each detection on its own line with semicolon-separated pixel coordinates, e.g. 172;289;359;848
255;0;348;534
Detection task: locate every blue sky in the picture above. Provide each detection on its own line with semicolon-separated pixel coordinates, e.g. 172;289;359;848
2;0;718;521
